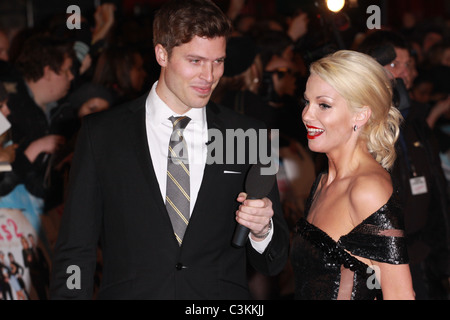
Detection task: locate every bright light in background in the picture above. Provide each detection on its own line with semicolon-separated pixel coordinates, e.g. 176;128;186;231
326;0;345;12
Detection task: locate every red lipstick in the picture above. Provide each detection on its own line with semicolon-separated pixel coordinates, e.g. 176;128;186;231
306;125;325;140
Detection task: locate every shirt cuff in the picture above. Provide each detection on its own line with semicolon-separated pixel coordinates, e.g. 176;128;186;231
249;219;274;254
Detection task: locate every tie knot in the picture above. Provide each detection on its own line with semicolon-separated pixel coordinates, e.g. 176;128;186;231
169;116;191;131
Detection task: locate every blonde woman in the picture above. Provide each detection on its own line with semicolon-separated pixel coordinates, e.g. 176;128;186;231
290;50;415;300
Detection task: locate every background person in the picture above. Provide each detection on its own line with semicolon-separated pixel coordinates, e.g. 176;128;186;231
358;30;450;300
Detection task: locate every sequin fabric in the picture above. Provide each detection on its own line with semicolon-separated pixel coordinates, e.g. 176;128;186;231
290;173;409;300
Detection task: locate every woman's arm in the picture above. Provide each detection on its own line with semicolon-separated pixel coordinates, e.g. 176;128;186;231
375;262;415;300
350;172;415;300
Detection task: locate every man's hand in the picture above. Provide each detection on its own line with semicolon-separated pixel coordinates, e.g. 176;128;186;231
236;192;273;241
24;134;66;163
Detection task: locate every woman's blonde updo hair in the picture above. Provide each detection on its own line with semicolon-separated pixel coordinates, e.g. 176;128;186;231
309;50;403;170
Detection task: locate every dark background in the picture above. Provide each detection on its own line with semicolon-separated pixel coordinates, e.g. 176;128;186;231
1;0;449;34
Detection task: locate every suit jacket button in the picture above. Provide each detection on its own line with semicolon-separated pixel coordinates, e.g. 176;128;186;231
175;263;184;270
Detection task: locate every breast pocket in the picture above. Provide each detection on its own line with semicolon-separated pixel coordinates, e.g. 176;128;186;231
219;164;248;195
222;163;248;178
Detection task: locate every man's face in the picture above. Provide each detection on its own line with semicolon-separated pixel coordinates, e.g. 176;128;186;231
385;48;413;89
46;56;74;102
155;36;226;114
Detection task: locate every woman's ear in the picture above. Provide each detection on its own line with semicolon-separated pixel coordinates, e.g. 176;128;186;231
355;106;372;128
155;44;168;67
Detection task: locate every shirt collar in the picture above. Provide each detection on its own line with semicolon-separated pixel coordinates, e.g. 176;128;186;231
146;81;206;128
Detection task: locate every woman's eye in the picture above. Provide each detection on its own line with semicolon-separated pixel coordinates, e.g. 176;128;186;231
303;98;309;106
319;103;331;109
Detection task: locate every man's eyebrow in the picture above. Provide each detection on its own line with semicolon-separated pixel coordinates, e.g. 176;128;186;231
186;54;225;60
186;54;203;59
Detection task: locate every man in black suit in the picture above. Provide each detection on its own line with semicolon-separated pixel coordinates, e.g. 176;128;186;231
50;0;289;299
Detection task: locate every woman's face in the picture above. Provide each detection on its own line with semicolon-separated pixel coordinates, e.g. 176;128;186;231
302;73;354;154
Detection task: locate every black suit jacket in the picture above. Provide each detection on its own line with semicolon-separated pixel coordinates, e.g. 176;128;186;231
49;93;289;299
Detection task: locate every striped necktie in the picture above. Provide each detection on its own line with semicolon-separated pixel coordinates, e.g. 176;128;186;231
165;116;191;246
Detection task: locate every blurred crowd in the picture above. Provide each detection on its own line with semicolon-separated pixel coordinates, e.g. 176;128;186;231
0;0;449;300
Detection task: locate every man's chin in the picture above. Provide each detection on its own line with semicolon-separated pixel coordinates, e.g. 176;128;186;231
191;95;212;108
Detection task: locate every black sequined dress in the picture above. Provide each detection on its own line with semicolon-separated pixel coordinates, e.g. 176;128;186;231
291;173;409;300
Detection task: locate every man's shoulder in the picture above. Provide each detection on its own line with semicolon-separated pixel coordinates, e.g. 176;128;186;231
8;89;35;110
84;94;147;126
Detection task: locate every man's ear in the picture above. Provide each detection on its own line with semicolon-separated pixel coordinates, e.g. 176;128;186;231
355;106;372;127
155;44;168;67
42;65;53;80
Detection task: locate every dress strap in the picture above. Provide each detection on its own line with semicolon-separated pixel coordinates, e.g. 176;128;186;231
338;196;409;265
296;218;369;273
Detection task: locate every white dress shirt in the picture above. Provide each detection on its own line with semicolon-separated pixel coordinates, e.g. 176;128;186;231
145;82;272;252
145;82;207;214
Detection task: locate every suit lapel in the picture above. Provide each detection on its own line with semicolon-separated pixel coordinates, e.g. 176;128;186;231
127;95;167;216
128;99;227;246
191;102;224;217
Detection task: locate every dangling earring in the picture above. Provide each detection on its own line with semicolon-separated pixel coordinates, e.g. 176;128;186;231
353;125;358;132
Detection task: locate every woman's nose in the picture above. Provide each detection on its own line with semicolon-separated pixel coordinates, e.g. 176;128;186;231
302;103;313;122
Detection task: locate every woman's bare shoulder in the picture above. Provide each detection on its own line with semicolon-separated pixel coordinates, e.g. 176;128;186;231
349;169;393;222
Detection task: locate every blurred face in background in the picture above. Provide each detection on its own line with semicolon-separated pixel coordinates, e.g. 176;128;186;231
0;99;10;117
46;56;74;102
130;52;147;92
266;56;297;97
410;81;433;104
0;31;9;61
423;31;443;54
385;48;413;89
441;48;450;67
